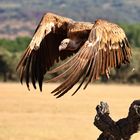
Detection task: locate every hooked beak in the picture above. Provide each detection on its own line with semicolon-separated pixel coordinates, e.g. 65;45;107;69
59;45;64;51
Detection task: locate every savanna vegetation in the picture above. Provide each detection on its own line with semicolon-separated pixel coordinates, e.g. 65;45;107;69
0;24;140;83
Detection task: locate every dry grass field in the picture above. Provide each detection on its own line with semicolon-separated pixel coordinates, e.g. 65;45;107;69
0;83;140;140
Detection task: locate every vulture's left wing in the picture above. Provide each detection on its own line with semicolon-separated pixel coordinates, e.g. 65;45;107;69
50;19;132;98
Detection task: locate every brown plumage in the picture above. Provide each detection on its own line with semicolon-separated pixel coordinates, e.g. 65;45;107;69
17;13;131;98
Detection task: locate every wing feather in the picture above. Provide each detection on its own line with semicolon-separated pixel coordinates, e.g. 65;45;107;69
83;46;99;89
30;52;37;89
72;47;95;95
50;19;131;97
47;53;78;74
25;54;32;90
47;60;80;82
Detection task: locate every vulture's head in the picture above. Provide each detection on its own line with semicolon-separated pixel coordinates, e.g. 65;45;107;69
59;38;81;51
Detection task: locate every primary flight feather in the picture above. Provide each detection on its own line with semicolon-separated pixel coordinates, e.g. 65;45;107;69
16;13;131;98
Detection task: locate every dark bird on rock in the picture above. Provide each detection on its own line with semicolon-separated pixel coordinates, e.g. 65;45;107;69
16;12;132;98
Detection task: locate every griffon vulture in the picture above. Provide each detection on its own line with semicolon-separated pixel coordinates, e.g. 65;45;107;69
17;12;131;98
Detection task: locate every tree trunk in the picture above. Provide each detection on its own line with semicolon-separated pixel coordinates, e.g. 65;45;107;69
94;100;140;140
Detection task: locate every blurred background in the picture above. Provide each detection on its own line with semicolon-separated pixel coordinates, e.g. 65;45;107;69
0;1;140;140
0;0;140;83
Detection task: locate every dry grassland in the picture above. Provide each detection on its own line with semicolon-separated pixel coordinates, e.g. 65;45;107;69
0;83;140;140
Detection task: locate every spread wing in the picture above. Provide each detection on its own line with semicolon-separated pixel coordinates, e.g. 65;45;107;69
49;19;132;98
16;13;74;90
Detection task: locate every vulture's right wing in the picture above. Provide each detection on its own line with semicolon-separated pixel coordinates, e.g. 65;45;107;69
49;19;132;98
16;13;74;90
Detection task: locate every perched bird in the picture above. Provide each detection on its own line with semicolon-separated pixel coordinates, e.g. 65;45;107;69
17;12;131;98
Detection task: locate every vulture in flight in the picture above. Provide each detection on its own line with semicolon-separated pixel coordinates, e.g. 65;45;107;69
17;12;131;98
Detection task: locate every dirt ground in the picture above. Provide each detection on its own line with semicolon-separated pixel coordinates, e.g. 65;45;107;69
0;83;140;140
